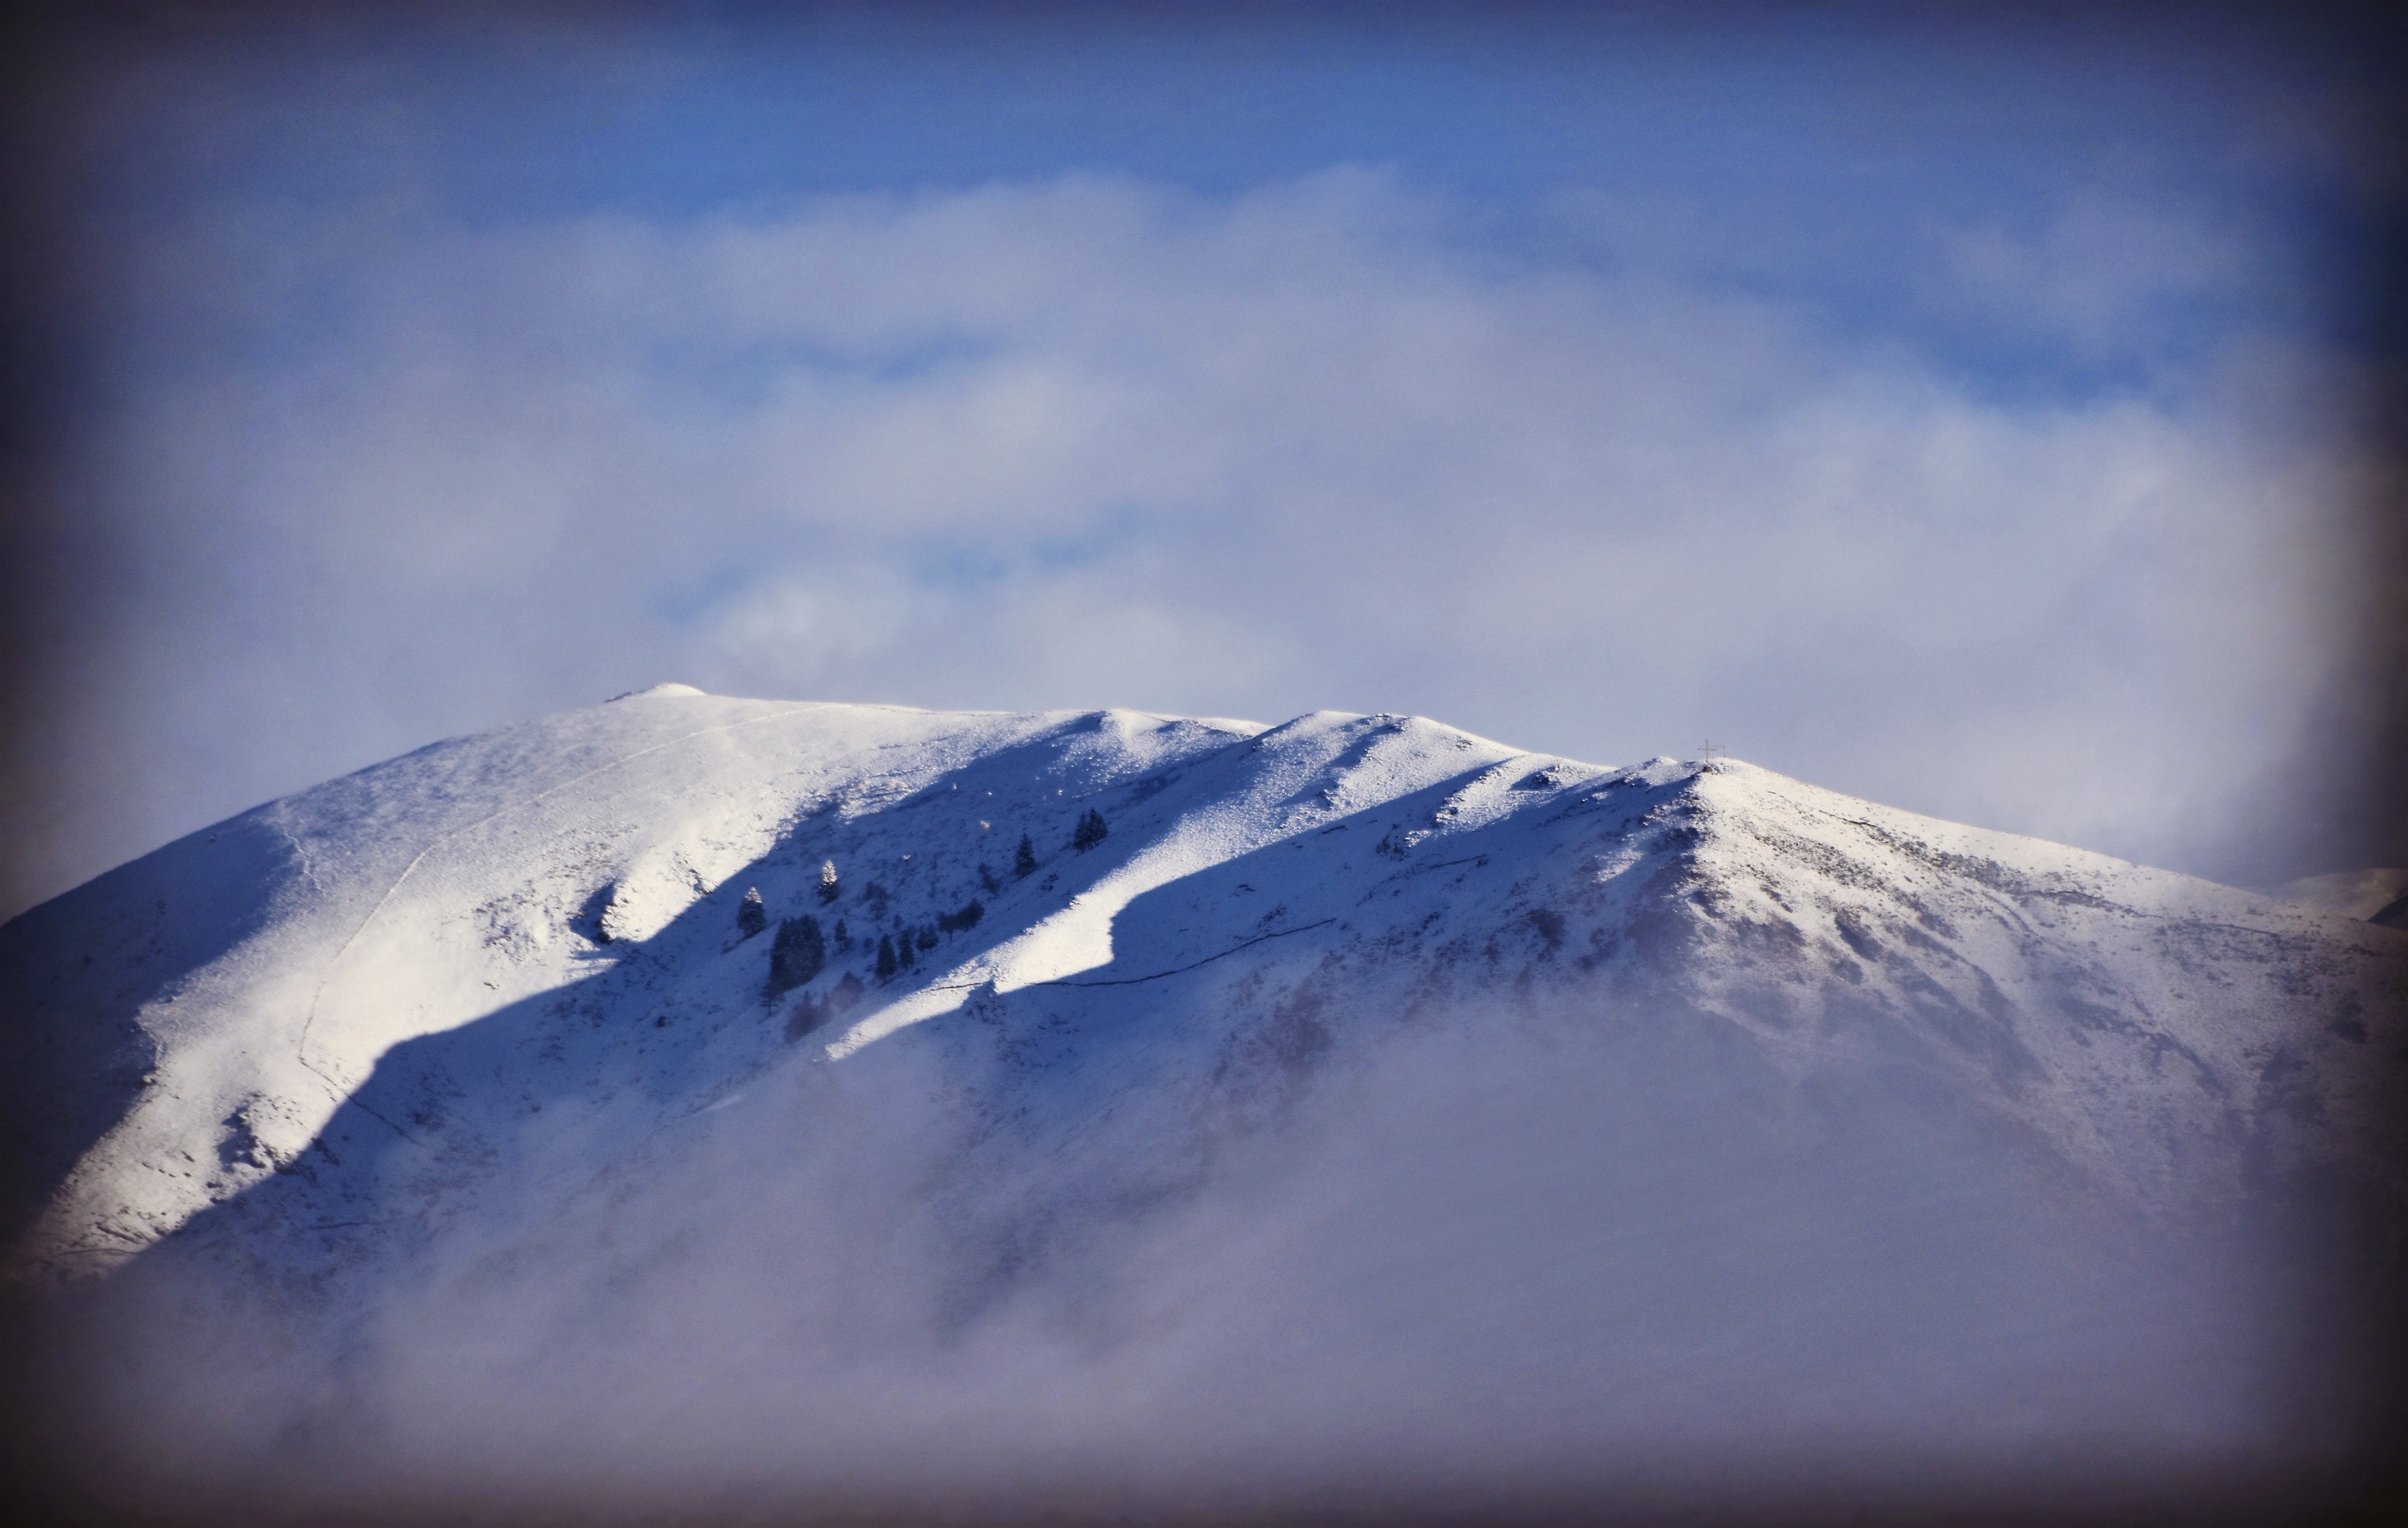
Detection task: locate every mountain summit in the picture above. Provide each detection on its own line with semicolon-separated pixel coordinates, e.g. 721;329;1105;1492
4;690;2401;1520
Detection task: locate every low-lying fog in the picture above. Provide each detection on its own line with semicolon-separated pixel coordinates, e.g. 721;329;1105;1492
24;992;2381;1523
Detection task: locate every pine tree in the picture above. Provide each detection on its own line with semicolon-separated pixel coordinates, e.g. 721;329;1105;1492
767;915;826;995
737;887;766;939
875;934;897;981
818;859;841;905
938;899;984;934
1072;808;1108;852
1014;834;1038;878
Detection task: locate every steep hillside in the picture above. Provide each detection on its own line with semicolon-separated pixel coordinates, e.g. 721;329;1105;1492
7;688;2398;1293
4;688;2403;1521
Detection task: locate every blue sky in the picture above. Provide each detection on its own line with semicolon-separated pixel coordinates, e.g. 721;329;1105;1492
6;2;2400;917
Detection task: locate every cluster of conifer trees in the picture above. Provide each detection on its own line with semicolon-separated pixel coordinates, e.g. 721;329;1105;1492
767;914;824;995
750;805;1109;998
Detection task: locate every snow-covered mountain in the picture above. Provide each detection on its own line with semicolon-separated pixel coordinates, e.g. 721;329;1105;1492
4;687;2402;1520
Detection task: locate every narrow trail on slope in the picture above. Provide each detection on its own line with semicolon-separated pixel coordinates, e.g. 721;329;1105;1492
905;915;1341;997
821;917;1345;1065
1033;917;1338;988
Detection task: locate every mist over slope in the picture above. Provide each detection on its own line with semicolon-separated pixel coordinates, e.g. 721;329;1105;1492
4;688;2403;1522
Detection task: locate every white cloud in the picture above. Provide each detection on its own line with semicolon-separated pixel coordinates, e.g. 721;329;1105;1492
1936;188;2260;356
76;998;2296;1517
35;170;2377;911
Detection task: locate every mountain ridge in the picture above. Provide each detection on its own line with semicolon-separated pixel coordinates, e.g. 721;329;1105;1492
5;688;2399;1293
6;688;2406;1521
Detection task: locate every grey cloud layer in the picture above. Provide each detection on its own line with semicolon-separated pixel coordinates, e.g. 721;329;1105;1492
24;171;2376;915
68;1002;2300;1520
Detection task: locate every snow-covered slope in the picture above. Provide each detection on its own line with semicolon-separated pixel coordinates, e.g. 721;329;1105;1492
8;688;2406;1520
5;688;2399;1295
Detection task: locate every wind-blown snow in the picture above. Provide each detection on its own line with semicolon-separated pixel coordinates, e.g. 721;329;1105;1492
2;689;2400;1521
2266;867;2408;922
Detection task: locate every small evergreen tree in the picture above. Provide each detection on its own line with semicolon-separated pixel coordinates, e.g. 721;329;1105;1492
1014;834;1038;878
875;934;897;981
768;915;826;995
818;859;841;905
833;918;851;950
897;929;918;969
1072;808;1108;853
737;887;767;939
979;862;1001;895
938;899;984;934
917;925;938;953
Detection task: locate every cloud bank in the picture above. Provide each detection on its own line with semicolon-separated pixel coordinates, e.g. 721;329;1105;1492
16;161;2386;919
35;994;2356;1524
